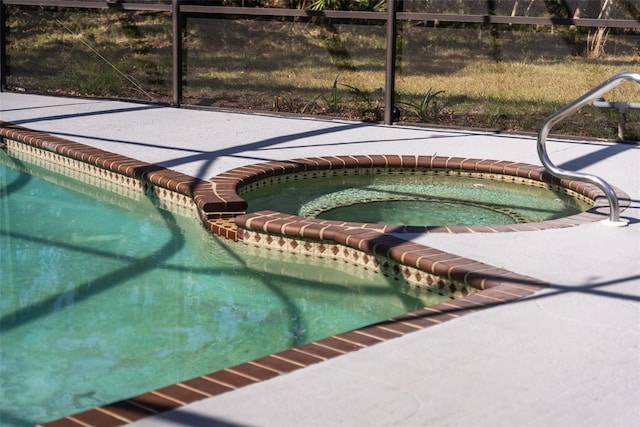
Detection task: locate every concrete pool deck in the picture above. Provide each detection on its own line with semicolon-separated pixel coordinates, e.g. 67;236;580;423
1;92;639;426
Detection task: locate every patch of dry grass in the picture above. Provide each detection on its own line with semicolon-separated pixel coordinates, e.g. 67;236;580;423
6;7;640;139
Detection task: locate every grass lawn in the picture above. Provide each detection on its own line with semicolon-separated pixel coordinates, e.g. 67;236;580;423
6;7;640;140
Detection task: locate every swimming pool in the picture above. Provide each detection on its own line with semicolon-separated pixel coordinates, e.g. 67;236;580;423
0;149;452;426
2;123;624;426
212;155;615;240
242;172;591;226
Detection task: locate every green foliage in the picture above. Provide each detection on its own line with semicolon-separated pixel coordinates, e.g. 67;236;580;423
397;88;445;123
302;75;340;114
309;0;386;12
303;76;382;120
342;82;380;118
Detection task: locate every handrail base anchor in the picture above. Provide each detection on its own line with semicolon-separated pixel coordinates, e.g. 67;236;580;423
601;218;629;227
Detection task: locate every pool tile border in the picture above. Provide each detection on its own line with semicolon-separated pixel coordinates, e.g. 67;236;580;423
0;121;236;225
37;271;545;427
0;122;617;427
214;154;630;236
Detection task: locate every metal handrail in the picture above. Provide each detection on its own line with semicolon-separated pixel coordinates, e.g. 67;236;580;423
537;71;640;226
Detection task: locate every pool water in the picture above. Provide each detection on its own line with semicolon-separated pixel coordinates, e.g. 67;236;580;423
244;173;590;226
0;151;445;426
319;199;526;225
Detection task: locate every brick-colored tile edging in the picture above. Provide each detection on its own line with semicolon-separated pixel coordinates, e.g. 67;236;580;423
223;155;628;292
0;121;240;224
214;154;630;235
0;123;611;426
39;267;546;427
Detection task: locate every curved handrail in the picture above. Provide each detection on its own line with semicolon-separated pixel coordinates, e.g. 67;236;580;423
537;71;640;226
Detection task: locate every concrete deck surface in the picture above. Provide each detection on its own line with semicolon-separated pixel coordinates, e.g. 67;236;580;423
2;93;639;426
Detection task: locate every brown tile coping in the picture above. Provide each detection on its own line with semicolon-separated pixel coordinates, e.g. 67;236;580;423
0;121;244;221
218;155;630;236
0;122;620;426
40;266;541;427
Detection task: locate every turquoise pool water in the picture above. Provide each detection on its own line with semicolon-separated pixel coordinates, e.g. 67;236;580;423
0;151;445;426
244;173;590;226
